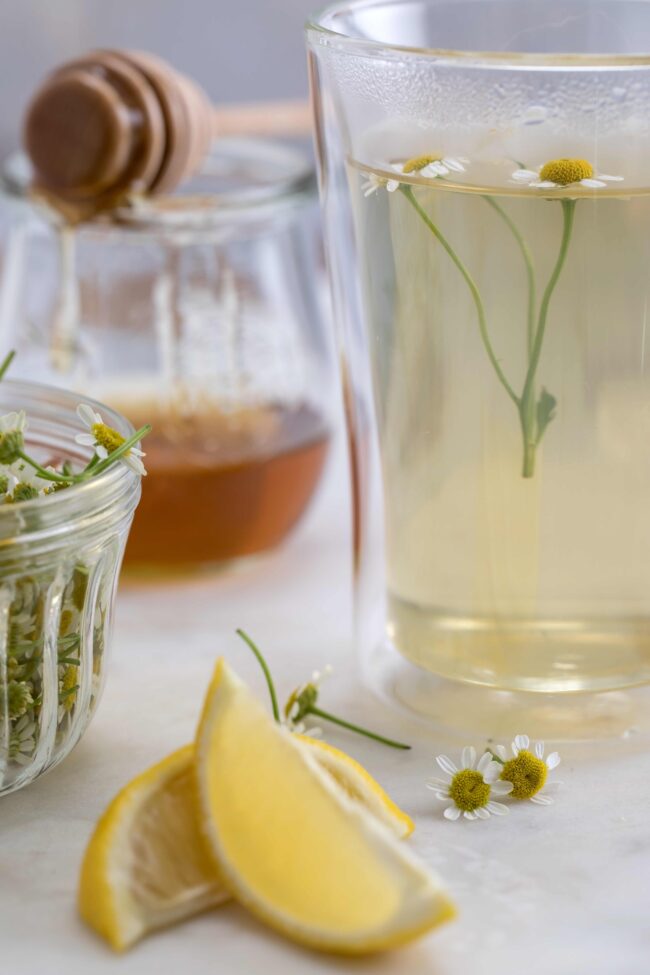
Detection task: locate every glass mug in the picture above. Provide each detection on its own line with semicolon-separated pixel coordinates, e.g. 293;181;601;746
308;0;650;699
0;138;334;571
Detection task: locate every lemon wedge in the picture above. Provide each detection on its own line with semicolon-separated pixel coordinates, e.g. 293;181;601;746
78;745;228;951
297;735;414;839
78;726;414;950
195;659;455;955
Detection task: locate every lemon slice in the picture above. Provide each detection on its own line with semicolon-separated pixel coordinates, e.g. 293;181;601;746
297;736;414;839
195;659;455;955
78;746;228;951
78;731;414;951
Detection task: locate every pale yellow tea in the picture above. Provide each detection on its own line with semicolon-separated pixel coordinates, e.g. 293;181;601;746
351;156;650;692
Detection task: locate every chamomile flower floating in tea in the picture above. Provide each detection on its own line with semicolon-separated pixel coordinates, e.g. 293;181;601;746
361;150;620;476
361;169;401;196
400;154;467;177
491;735;561;805
512;159;623;190
427;747;513;821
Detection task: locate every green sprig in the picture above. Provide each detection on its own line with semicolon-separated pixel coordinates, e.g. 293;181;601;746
236;629;411;750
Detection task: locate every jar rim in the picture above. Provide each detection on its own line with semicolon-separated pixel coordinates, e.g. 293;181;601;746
306;0;650;68
1;137;316;232
0;378;138;523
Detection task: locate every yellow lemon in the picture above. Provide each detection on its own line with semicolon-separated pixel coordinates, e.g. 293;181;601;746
78;745;228;951
79;725;414;951
297;735;414;839
195;659;455;955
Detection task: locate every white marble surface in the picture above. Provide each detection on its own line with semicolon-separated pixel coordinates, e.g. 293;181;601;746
1;436;650;975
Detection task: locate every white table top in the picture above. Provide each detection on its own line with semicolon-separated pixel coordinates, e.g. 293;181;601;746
2;434;649;975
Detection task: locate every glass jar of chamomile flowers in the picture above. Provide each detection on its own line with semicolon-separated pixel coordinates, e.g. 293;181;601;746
0;367;147;796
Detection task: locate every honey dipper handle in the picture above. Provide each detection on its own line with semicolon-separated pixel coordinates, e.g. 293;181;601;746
212;100;313;139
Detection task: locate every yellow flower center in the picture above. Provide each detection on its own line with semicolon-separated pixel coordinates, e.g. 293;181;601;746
501;750;547;799
61;664;78;711
448;769;491;811
402;154;442;174
92;422;126;455
539;158;594;186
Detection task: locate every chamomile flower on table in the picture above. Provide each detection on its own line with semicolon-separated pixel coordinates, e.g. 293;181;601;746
427;746;514;821
283;666;333;736
75;403;147;476
511;158;623;190
492;734;561;805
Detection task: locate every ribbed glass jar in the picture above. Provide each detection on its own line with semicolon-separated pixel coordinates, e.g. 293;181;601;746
0;381;141;796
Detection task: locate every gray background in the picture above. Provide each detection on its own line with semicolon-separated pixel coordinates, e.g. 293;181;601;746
0;0;319;158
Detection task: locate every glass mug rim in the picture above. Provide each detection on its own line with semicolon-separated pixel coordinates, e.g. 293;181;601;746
306;0;650;68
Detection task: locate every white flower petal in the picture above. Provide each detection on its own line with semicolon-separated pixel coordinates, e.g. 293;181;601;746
442;157;465;173
514;734;529;752
580;178;606;188
77;404;102;428
545;752;561;769
491;780;514;796
427;776;452;789
436;755;458;776
486;801;510;816
535;741;545;759
598;173;624;181
463;810;476;820
530;793;554;805
425;781;447;795
495;744;508;761
483;761;504;784
443;804;461;821
96;445;108;460
512;169;538;181
386;179;400;193
477;751;493;774
462;745;476;770
474;806;490;820
532;180;557;189
75;433;97;447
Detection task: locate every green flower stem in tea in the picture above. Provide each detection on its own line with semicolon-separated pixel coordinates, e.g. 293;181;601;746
400;184;577;478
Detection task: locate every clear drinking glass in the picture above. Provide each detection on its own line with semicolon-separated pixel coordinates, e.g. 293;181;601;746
0;381;141;796
0;138;333;570
308;0;650;699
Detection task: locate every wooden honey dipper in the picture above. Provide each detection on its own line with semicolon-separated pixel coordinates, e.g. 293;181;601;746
24;49;312;210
